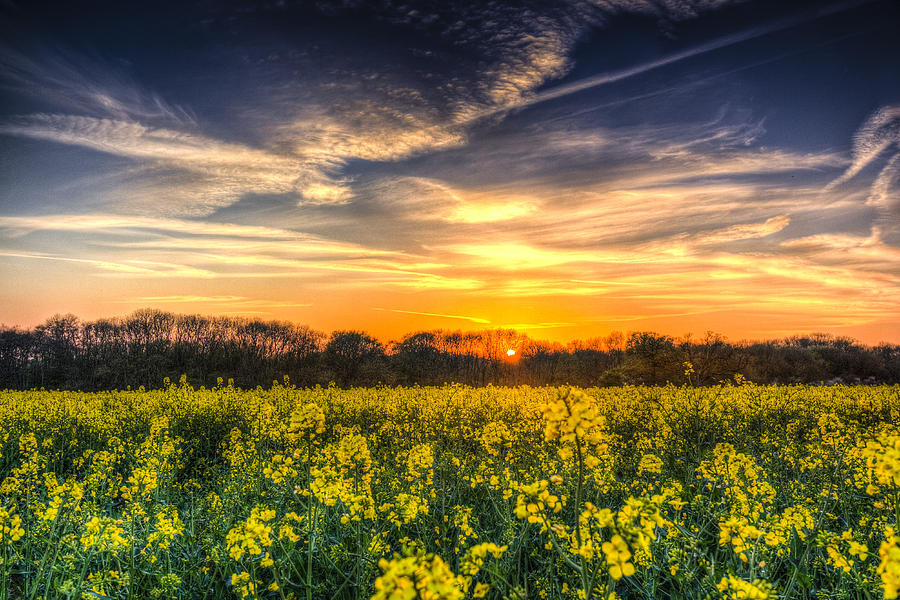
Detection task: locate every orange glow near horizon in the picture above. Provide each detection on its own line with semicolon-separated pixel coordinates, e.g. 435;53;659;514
1;210;899;346
1;279;899;346
0;216;898;346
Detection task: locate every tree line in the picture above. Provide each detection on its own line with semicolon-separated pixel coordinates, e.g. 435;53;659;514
0;310;898;390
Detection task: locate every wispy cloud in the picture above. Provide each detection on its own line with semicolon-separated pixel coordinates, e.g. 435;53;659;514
478;0;877;118
124;295;313;310
0;251;216;278
870;153;900;215
2;105;885;326
353;177;540;224
692;215;791;244
0;114;313;214
0;213;396;255
828;105;900;188
373;308;490;324
498;321;578;330
827;105;900;221
128;295;249;303
0;46;194;125
0;212;487;291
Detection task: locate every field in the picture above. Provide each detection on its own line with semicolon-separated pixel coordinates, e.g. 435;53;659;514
1;380;899;599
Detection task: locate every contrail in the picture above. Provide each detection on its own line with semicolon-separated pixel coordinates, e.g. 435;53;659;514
547;23;880;123
373;307;491;324
473;0;878;120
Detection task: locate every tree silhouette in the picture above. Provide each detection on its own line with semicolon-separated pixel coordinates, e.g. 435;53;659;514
0;312;897;389
324;330;386;387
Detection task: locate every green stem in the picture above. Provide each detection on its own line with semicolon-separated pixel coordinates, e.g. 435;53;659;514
783;451;846;600
28;503;70;600
573;437;591;597
307;504;318;600
76;546;97;598
2;540;9;600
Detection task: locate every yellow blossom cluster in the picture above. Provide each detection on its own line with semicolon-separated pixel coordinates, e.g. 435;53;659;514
863;430;900;494
406;443;434;486
382;493;429;527
697;444;775;521
716;575;775;599
479;422;513;458
763;506;814;549
262;454;298;484
146;506;184;552
119;417;181;502
37;479;84;523
542;388;609;461
287;402;327;448
513;480;564;526
226;507;276;562
880;527;900;599
372;553;465;600
81;516;129;552
602;535;634;580
277;511;305;543
230;571;258;599
0;506;24;544
719;517;764;562
459;542;507;576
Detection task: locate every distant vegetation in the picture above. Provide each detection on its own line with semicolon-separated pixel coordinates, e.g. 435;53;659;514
0;310;898;390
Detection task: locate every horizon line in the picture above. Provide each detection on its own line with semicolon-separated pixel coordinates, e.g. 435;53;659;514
3;307;896;348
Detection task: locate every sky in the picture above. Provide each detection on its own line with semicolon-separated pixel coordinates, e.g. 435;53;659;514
1;0;899;344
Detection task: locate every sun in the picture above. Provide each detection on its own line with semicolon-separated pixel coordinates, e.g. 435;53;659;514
506;349;516;357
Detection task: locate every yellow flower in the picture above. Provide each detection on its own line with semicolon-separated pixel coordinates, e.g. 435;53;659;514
637;454;663;476
230;572;258;599
717;575;775;600
460;543;507;577
287;403;326;447
81;516;128;552
864;432;900;493
146;506;184;551
880;527;900;599
601;535;634;580
848;540;868;562
543;388;609;453
718;517;763;562
513;480;563;526
0;506;25;544
226;507;275;562
372;553;465;600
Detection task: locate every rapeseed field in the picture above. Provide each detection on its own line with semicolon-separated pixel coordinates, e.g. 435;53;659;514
0;378;898;599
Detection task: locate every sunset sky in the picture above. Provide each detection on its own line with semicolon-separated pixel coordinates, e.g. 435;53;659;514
1;0;899;344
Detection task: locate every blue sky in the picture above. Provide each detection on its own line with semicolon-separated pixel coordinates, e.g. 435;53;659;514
1;0;899;342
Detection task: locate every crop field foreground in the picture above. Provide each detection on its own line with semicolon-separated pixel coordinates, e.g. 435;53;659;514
1;381;899;600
